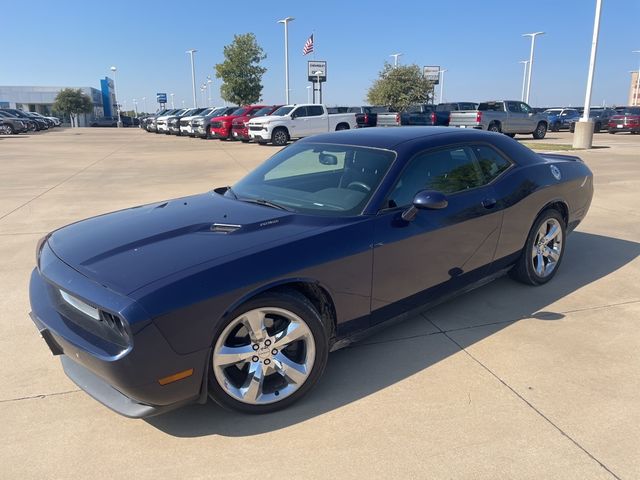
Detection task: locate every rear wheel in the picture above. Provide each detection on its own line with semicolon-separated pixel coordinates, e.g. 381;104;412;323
488;122;501;133
532;122;547;139
1;124;14;134
505;133;516;138
510;209;566;286
208;290;329;414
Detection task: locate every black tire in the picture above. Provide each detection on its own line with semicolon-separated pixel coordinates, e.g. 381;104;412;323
608;130;616;134
532;122;547;139
488;122;501;133
569;123;575;133
207;289;330;414
505;133;516;138
271;127;289;146
509;209;566;286
3;124;14;135
594;122;601;133
551;121;560;132
205;126;211;139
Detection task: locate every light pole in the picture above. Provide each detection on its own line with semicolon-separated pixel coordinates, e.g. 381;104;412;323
277;17;294;104
200;84;207;108
574;0;602;149
438;69;447;103
132;99;138;124
314;71;323;103
186;49;198;107
306;85;312;103
170;93;175;108
519;60;529;102
522;32;544;104
207;76;213;107
110;66;122;127
390;53;403;67
142;96;146;114
633;50;640;106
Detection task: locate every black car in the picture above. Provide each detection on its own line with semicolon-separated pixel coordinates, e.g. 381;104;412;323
29;127;593;417
24;111;54;128
568;108;617;133
348;106;391;128
0;109;37;131
0;111;30;134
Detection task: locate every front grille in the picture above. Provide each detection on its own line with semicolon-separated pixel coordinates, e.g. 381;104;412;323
179;120;189;126
249;125;263;131
210;121;222;128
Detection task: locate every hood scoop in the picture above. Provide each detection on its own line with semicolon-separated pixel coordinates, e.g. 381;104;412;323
210;223;242;234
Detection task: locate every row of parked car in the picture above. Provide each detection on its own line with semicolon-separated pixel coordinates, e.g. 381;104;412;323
139;100;640;146
0;108;61;135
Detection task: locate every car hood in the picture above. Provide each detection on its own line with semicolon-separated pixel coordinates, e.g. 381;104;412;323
47;192;331;295
248;115;283;125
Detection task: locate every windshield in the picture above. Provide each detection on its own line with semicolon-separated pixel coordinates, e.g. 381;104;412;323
231;107;249;116
229;143;395;216
252;107;275;117
544;109;562;114
271;106;294;116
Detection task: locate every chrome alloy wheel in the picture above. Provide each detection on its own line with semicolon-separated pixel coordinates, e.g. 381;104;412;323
212;307;316;405
531;218;563;278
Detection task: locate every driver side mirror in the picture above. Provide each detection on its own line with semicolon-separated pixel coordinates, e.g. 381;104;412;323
319;153;338;165
401;190;448;222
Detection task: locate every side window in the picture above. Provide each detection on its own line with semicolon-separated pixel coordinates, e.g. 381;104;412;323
293;106;308;118
386;147;484;207
519;103;532;114
307;106;324;116
507;102;520;113
471;145;512;183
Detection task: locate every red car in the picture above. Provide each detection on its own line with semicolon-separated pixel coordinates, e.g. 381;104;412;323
231;105;283;142
608;107;640;134
209;105;265;140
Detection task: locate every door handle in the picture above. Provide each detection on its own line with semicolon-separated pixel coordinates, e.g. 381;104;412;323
482;198;497;209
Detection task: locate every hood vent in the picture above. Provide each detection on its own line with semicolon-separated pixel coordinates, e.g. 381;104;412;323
210;223;241;234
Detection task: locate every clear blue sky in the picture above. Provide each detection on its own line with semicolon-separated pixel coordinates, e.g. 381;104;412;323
2;0;638;110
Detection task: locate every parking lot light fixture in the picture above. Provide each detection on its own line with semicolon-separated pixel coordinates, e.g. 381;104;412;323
186;49;198;108
438;69;447;103
390;53;403;67
574;0;602;149
519;60;529;102
522;32;544;104
633;51;640;106
170;93;175;109
277;17;294;104
207;76;213;107
110;66;122;127
142;97;146;114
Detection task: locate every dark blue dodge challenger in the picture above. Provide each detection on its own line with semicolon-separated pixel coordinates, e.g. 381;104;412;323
29;128;593;417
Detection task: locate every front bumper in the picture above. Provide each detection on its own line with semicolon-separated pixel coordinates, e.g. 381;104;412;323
29;244;209;418
211;127;231;139
248;129;270;142
232;127;250;140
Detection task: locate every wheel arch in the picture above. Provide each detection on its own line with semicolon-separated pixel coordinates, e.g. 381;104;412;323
535;199;569;227
220;278;338;342
335;122;350;131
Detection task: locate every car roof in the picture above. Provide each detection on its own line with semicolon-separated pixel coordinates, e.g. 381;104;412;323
300;126;498;150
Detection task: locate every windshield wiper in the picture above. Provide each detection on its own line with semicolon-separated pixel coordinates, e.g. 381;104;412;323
239;197;293;212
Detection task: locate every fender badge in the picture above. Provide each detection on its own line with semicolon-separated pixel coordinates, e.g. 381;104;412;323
550;165;561;180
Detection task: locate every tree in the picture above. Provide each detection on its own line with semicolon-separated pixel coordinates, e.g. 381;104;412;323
215;33;267;105
53;88;93;127
366;63;435;111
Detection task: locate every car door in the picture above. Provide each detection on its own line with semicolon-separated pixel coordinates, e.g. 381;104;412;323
305;105;327;134
518;102;537;132
370;145;504;324
505;101;525;132
290;106;309;137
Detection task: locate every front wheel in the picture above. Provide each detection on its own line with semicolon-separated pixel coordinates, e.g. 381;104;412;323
510;209;566;286
208;290;329;414
271;128;289;146
1;124;14;134
532;122;547;139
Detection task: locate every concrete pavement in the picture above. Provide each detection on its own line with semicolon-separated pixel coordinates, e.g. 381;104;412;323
0;128;638;479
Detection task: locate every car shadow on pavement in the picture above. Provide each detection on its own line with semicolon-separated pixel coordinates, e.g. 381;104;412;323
146;231;639;437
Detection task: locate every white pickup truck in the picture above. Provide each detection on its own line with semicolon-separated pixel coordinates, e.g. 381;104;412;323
247;104;357;146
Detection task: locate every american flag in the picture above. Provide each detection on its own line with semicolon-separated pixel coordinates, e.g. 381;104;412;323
302;34;314;55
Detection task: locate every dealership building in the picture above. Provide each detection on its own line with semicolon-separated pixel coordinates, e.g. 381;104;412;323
0;77;117;126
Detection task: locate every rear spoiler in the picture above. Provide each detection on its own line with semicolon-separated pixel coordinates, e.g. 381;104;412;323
539;153;584;163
